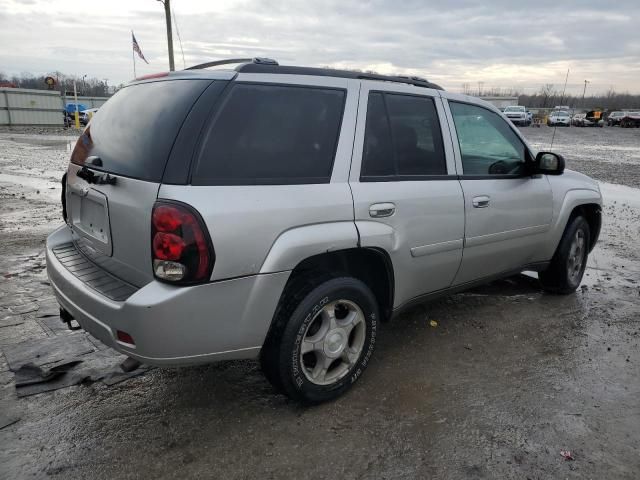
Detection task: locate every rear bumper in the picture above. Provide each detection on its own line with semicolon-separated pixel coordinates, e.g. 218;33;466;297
46;225;290;366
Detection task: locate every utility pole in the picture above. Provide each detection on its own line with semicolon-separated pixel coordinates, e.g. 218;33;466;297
73;81;80;129
582;80;590;108
158;0;175;71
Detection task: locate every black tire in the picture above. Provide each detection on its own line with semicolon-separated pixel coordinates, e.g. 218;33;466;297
539;216;590;294
260;276;379;403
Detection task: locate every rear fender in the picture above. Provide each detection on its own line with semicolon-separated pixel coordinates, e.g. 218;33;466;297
259;222;359;273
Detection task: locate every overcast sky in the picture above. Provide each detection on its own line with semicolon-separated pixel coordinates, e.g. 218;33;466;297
1;0;638;94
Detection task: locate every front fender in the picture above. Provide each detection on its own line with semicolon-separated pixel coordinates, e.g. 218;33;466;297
259;222;359;273
542;187;603;259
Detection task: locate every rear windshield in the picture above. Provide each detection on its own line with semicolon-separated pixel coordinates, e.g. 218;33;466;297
192;83;346;185
71;79;211;182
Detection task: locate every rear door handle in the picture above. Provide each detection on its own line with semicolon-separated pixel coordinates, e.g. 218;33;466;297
472;195;490;208
369;202;396;218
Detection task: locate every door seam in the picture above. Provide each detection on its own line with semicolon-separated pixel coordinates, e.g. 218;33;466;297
348;81;363;247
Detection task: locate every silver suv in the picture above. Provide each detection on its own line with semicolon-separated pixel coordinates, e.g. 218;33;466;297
46;58;602;403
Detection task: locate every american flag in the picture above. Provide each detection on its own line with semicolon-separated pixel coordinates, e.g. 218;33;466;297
132;32;149;64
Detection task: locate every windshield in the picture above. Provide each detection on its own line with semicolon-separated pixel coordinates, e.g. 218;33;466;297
504;106;524;112
555;111;570;117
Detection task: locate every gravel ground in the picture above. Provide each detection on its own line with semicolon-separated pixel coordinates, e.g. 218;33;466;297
524;125;640;188
0;127;639;479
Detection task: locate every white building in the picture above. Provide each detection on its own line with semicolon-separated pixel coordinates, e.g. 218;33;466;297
477;96;519;109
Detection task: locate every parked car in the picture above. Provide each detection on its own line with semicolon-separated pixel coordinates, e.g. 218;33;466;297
607;111;627;126
572;113;587;126
503;105;530;126
620;111;640;128
78;108;99;126
46;59;602;403
584;110;604;128
548;110;571;126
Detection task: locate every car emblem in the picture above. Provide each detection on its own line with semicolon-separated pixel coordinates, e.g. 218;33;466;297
80;186;90;197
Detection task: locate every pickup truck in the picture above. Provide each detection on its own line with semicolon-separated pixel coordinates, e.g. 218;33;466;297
503;105;530;126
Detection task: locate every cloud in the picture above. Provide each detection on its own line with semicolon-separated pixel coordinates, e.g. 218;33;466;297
0;0;638;93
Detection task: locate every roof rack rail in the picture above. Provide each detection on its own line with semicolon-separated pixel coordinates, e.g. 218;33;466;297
186;57;278;71
357;73;433;89
236;63;443;90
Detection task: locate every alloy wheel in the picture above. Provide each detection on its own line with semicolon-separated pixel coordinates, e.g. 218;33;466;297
300;300;366;386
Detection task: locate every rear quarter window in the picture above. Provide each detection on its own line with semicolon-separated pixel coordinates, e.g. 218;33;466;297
71;79;211;182
192;83;346;185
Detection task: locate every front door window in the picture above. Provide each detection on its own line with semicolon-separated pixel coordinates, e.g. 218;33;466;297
449;102;527;176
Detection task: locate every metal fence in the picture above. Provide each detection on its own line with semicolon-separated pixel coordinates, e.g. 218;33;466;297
0;88;109;126
0;88;62;126
63;95;109;109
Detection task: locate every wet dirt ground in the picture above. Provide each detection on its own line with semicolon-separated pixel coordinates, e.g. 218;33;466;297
0;126;639;479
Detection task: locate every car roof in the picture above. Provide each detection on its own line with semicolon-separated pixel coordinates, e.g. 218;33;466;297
156;57;445;91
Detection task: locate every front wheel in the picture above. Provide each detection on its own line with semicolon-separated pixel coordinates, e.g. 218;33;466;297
261;277;379;403
539;216;590;294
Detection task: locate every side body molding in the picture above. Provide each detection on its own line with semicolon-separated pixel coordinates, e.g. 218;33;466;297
259;222;360;273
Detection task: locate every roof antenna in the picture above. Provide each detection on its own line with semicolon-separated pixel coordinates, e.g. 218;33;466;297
172;6;186;69
550;68;570;150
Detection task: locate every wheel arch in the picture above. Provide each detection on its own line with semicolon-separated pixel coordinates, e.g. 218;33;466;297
275;247;395;322
568;203;601;252
546;194;601;261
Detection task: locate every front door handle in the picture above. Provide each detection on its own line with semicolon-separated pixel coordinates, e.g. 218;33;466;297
369;202;396;218
472;195;490;208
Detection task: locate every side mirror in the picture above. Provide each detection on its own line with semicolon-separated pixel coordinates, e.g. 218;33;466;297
534;151;565;175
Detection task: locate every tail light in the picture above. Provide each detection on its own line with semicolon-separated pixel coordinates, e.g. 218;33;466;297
151;201;214;284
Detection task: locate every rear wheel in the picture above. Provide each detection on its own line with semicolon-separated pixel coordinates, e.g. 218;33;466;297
261;277;379;403
539;216;590;294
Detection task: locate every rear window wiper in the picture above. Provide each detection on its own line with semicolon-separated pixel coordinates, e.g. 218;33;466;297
77;165;117;185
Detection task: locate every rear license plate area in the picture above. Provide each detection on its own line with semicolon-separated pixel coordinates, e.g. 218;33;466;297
68;187;112;256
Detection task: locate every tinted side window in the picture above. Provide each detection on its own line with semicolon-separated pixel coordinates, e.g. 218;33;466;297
193;84;346;185
361;92;447;179
361;93;394;176
449;102;526;175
